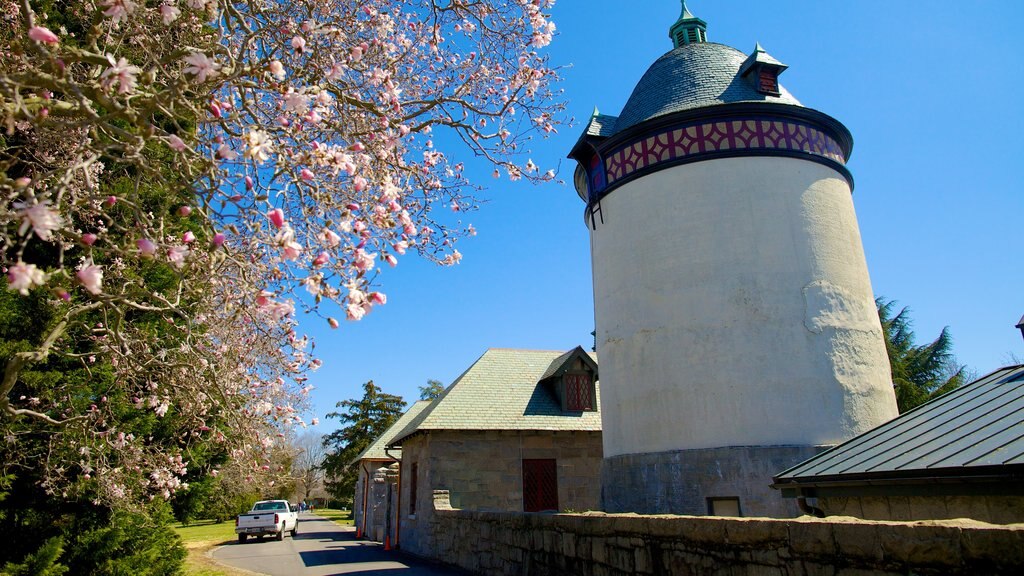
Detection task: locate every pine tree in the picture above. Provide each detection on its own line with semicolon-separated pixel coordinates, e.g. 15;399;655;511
877;298;970;412
419;379;445;401
321;382;405;503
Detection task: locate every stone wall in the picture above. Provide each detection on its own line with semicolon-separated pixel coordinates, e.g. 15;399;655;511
422;490;1024;575
821;494;1024;525
399;430;603;556
603;445;828;517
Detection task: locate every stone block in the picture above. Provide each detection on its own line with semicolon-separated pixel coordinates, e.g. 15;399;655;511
878;523;960;567
960;524;1024;568
634;545;654;574
831;521;883;564
787;519;836;557
724;518;788;546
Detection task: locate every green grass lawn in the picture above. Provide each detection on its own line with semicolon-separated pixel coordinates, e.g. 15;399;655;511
312;508;354;526
172;520;249;576
173;519;237;545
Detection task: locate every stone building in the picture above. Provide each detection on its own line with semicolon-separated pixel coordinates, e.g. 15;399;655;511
773;363;1024;524
567;0;899;517
351;399;431;544
387;347;603;556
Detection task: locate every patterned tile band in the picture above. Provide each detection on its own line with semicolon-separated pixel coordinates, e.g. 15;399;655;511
597;118;846;192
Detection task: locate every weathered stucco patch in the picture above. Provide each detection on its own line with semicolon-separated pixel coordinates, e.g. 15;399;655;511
802;280;877;334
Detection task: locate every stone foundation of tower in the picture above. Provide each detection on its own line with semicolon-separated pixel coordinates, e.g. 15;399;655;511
601;445;831;517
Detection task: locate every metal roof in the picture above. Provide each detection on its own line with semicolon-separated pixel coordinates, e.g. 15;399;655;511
350;399;432;465
613;42;801;134
774;365;1024;488
388;348;601;446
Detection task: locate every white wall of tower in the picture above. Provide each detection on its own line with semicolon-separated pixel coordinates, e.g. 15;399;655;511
591;156;899;459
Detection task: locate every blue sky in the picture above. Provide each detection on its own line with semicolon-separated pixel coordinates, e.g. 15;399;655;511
300;0;1024;428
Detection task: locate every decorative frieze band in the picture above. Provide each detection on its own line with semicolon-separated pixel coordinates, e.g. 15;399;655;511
589;117;847;198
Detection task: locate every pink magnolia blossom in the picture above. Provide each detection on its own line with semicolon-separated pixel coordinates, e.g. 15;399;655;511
312;252;329;267
212;232;226;248
105;196;117;207
167;135;186;152
215;143;237;160
178;205;192;217
291;36;306;51
244;129;273;162
320;228;341;248
352;249;376;272
370;292;387;305
14;200;62;241
137;238;157;256
159;3;180;24
267;209;285;229
28;26;59;44
327;318;339;329
101;56;141;94
268;60;285;79
182;231;196;244
102;0;138;25
81;233;98;246
300;169;314;181
311;418;320;426
76;263;103;295
384;254;397;267
168;245;189;269
393;241;408;255
6;262;47;295
345;302;366;321
282;242;302;261
183;52;219;83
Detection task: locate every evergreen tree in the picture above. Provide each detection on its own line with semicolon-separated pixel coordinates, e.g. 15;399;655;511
419;379;445;401
877;298;970;412
321;382;405;503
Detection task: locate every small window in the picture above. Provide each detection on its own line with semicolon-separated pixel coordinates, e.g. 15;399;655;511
757;68;780;95
523;459;558;512
707;497;742;517
409;462;418;515
564;373;594;411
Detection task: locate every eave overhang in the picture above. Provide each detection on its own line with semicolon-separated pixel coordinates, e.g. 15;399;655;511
568;102;855;220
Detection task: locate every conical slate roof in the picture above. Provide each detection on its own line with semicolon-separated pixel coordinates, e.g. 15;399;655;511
613;42;800;134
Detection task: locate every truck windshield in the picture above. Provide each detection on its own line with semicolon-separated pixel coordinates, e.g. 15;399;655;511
253;502;286;511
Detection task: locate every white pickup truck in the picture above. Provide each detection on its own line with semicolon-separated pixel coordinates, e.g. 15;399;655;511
235;500;298;542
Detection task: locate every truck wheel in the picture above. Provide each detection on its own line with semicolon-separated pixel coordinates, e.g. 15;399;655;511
238;534;247;544
291;521;298;537
257;535;264;542
275;525;284;541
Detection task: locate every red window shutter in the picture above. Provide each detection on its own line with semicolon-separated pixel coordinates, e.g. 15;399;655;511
565;373;593;411
522;459;558;512
409;462;418;515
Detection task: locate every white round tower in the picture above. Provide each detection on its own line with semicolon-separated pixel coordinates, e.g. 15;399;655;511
569;2;899;517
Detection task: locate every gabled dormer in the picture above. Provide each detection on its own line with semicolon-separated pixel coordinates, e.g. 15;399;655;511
739;42;788;96
539;346;599;412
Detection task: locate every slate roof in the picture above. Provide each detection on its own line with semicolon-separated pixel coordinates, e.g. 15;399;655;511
773;365;1024;489
351;399;432;465
584;113;618;138
388;348;601;446
613;42;801;134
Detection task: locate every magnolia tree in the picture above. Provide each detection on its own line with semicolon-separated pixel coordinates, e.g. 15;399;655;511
1;0;564;506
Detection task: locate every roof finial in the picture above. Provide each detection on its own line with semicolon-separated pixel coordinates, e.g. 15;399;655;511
670;1;707;48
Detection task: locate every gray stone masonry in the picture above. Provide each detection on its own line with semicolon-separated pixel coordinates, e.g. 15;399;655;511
400;430;603;557
419;490;1024;575
602;445;828;517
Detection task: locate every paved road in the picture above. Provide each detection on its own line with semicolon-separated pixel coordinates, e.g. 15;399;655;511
212;513;462;575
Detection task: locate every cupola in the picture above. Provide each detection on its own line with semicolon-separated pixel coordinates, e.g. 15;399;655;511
669;0;707;47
